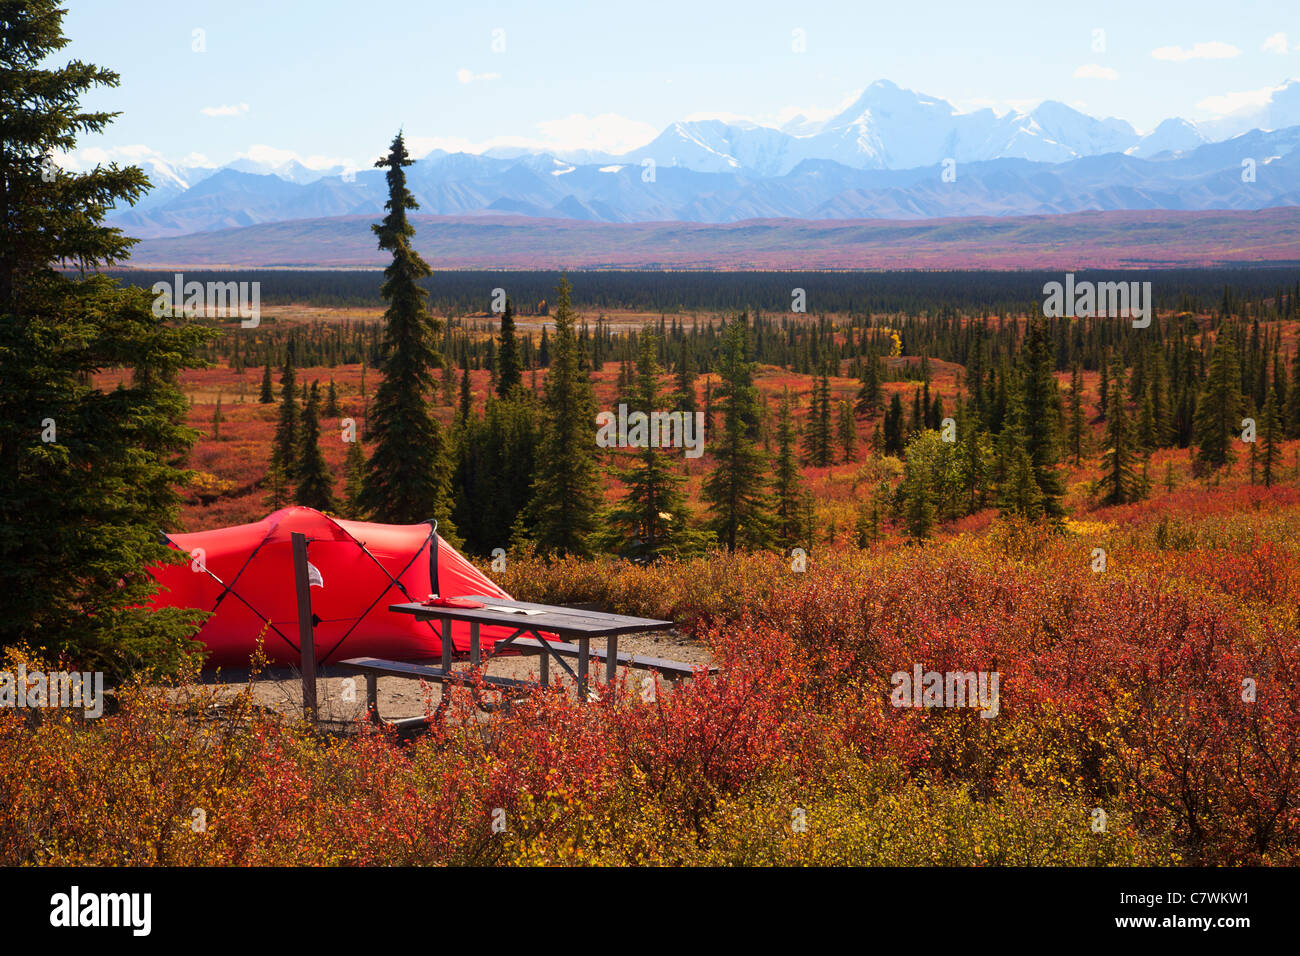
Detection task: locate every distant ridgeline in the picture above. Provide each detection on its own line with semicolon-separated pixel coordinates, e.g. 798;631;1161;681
102;268;1300;318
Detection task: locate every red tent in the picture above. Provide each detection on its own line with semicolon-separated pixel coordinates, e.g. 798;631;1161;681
148;507;516;668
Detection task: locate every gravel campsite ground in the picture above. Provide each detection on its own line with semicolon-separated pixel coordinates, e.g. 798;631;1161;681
193;629;714;728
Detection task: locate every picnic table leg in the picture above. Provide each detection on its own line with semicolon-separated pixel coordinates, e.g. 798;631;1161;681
539;640;550;686
578;636;589;700
440;616;451;672
470;621;480;670
366;674;379;724
606;635;618;684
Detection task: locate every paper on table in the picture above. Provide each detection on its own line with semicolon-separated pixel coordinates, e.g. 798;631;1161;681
483;604;546;615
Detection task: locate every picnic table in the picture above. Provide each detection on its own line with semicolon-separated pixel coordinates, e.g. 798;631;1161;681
338;596;709;728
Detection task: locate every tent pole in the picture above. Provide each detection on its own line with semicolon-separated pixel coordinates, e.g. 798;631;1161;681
291;532;318;727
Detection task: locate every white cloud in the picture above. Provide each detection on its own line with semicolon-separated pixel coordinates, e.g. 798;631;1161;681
456;68;500;84
1262;33;1289;55
200;102;250;117
1196;85;1279;116
1073;64;1118;80
1151;41;1241;62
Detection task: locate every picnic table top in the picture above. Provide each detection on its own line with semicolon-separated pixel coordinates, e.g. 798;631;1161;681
389;595;673;638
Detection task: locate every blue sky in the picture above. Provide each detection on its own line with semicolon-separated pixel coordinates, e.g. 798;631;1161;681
58;0;1300;170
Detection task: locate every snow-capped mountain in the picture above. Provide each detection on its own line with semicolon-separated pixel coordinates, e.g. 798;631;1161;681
105;78;1300;237
1126;118;1209;159
594;81;1188;175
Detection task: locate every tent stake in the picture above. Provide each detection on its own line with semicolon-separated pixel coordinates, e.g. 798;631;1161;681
291;532;318;727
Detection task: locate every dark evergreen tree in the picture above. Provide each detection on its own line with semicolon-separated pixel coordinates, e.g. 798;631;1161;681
439;357;456;406
836;400;857;462
343;439;367;519
772;388;807;549
526;275;601;557
998;447;1044;520
1097;360;1143;505
259;358;274;403
955;406;992;515
358;132;457;535
324;378;340;417
1288;348;1300;439
883;391;905;455
703;317;773;551
296;382;335;511
600;332;698;560
674;337;697;413
1260;384;1283;487
458;365;472;422
496;297;523;397
908;387;924;439
803;369;833;466
271;352;299;486
1066;363;1086;465
1017;318;1065;518
1193;338;1243;474
0;0;210;675
855;352;882;417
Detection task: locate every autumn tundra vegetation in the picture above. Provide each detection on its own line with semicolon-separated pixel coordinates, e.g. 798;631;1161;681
3;1;1300;866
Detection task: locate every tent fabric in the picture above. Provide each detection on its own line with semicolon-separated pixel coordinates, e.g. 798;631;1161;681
148;507;520;668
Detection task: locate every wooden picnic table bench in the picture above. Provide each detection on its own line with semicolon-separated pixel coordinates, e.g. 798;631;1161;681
337;596;708;728
338;656;536;730
504;635;716;681
389;595;674;689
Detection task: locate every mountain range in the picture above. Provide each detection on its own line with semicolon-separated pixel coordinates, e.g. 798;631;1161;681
110;79;1300;240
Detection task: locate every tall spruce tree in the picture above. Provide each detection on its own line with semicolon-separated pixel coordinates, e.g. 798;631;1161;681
358;132;457;534
496;297;523;397
674;337;697;413
0;0;211;675
259;357;274;403
703;317;774;551
1193;337;1244;474
527;274;601;557
955;406;992;515
272;351;299;485
883;391;905;455
1288;347;1300;439
772;388;807;549
1097;360;1143;505
836;400;857;462
1260;384;1282;488
855;352;882;417
600;332;698;560
343;439;367;519
803;369;833;466
296;382;335;511
1017;317;1065;518
1066;363;1086;465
